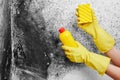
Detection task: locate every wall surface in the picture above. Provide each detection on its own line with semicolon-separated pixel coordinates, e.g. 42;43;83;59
0;0;120;80
42;0;120;80
0;0;11;80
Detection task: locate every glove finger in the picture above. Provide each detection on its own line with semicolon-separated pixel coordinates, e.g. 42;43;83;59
77;17;81;22
75;12;79;17
76;7;80;17
78;22;85;26
66;55;71;59
62;45;75;51
66;55;75;62
64;51;72;56
65;52;73;59
77;22;81;27
78;21;91;29
76;7;79;12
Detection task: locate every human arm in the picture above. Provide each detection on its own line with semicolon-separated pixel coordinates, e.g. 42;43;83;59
106;64;120;80
104;46;120;80
105;47;120;67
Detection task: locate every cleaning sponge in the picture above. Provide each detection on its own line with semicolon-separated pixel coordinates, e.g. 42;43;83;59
77;4;92;24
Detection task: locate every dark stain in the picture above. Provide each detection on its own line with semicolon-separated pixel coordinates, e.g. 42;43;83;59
13;41;26;68
0;0;11;80
13;0;51;79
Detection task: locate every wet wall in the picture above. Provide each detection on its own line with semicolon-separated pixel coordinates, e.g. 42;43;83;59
0;0;120;80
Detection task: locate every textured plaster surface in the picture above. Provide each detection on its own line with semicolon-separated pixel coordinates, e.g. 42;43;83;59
41;0;120;80
0;0;120;80
0;0;4;66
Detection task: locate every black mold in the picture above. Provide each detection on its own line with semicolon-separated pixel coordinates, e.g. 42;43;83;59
13;0;51;79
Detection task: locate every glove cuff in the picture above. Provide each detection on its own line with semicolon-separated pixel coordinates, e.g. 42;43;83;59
85;52;111;75
92;24;115;53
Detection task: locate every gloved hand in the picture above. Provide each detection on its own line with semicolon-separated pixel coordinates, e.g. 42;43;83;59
76;6;115;53
62;41;111;75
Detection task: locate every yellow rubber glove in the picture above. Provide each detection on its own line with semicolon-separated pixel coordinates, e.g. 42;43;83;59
62;41;111;75
76;6;115;53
